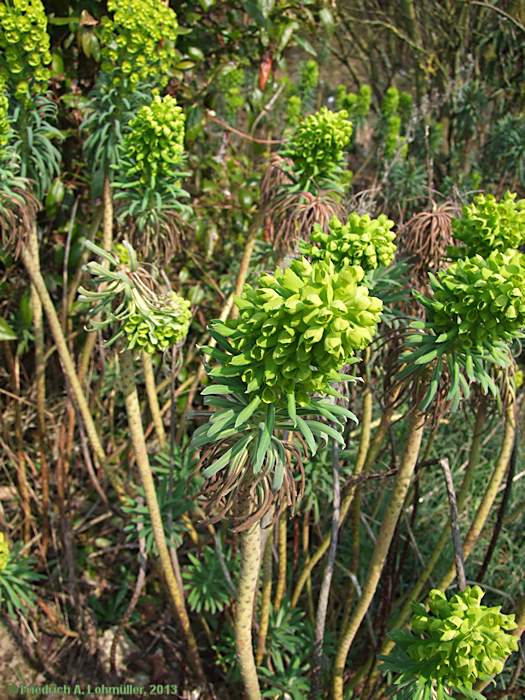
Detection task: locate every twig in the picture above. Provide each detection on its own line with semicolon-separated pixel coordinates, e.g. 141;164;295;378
206;110;283;144
439;457;466;591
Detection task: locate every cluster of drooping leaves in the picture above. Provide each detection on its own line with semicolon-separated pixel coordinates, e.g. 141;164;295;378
451;191;525;259
284;107;353;190
118;95;186;189
99;0;179;91
210;257;382;405
401;249;525;410
301;213;397;272
78;240;191;355
0;0;51;102
382;586;518;697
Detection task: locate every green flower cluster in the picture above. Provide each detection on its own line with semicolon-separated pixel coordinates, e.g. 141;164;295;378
286;107;353;183
120;95;185;188
406;586;518;687
418;249;525;351
212;257;382;403
335;84;372;122
298;59;319;102
381;87;411;160
0;76;9;151
100;0;179;90
301;214;396;272
0;533;8;572
123;292;191;355
0;0;51;101
452;191;525;258
217;65;245;119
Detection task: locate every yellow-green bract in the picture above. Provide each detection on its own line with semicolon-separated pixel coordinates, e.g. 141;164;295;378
212;257;382;403
452;191;525;258
0;0;51;101
100;0;179;90
301;213;396;272
417;249;525;350
0;533;8;572
120;95;185;188
0;76;9;150
407;586;518;686
123;291;191;355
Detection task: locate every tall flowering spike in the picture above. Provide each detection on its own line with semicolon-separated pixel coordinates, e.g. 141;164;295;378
285;107;353;183
0;0;52;102
301;214;397;272
100;0;179;90
119;95;186;188
386;585;518;688
418;249;525;351
452;191;525;258
0;533;8;572
211;257;382;404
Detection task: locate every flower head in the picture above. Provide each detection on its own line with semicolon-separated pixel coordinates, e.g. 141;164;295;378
0;0;51;102
119;95;186;188
417;249;525;352
211;257;382;404
100;0;179;90
404;586;518;687
301;214;396;271
452;191;525;258
285;107;352;185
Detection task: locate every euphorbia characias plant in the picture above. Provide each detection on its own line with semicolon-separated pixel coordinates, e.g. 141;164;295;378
193;256;382;699
113;94;191;255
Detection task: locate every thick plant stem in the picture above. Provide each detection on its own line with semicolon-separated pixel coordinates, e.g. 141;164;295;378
332;409;426;700
235;520;262;700
291;386;374;608
78;174;113;383
119;350;206;685
230;212;263;320
312;442;341;697
255;530;273;665
28;224;49;554
142;352;166;448
19;246;123;500
438;399;516;591
273;512;287;611
379;399;486;657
